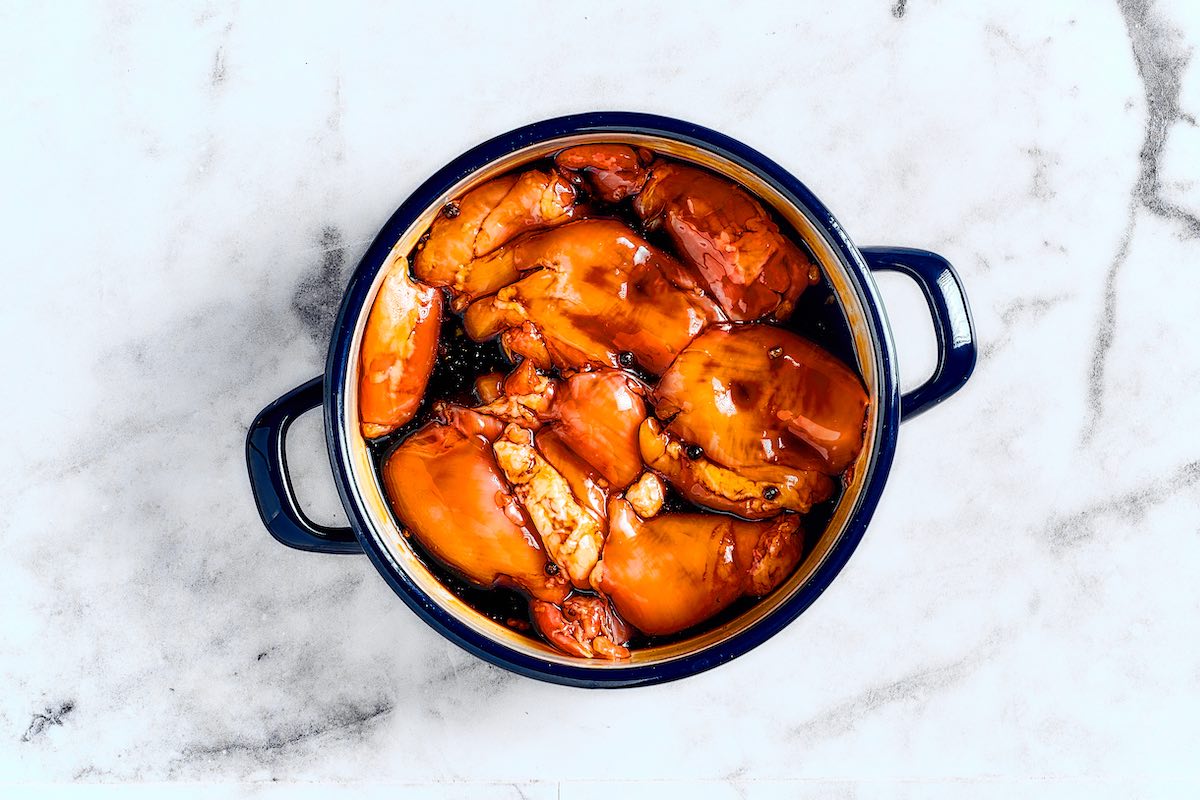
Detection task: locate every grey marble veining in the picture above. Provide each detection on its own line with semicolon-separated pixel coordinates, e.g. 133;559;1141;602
2;1;1199;796
1084;0;1200;443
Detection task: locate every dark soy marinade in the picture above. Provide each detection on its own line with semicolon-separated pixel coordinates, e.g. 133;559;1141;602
368;152;856;650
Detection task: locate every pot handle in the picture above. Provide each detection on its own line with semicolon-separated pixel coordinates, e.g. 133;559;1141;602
862;247;977;421
246;376;362;554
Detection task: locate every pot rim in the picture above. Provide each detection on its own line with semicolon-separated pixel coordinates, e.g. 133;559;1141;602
323;112;900;688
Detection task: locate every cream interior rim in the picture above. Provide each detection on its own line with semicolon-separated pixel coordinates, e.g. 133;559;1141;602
341;132;884;669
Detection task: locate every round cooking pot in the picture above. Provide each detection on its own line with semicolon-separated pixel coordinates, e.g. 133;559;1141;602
246;112;976;688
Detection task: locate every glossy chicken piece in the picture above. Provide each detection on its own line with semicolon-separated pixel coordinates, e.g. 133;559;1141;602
382;412;567;603
435;402;506;442
474;169;580;255
655;324;868;477
500;321;553;370
413;169;579;305
639;418;833;519
555;144;650;202
463;220;722;374
593;499;803;636
549;370;648;489
536;428;609;522
634;162;820;321
474;372;505;404
412;174;514;287
474;359;557;430
625;471;666;518
358;246;442;438
493;425;605;590
530;595;631;659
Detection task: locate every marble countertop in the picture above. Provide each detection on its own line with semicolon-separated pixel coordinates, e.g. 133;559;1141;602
3;1;1199;796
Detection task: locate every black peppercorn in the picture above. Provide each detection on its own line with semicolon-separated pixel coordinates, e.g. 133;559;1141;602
763;486;781;501
768;345;783;359
618;351;636;368
443;201;460;218
544;561;559;576
685;444;704;460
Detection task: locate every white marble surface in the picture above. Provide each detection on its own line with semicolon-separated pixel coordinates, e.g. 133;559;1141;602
3;1;1199;796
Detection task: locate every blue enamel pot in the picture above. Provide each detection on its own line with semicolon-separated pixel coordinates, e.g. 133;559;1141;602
246;112;976;688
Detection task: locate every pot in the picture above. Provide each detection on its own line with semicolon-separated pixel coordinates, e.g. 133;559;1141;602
246;112;976;688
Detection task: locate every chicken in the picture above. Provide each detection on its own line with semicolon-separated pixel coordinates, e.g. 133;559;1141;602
547;369;648;489
382;409;567;603
654;324;869;478
358;246;442;438
413;169;579;307
633;162;820;321
639;418;833;518
555;143;651;202
593;498;804;636
492;424;606;590
463;219;723;373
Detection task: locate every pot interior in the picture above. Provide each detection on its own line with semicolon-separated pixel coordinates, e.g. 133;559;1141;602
340;132;885;669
